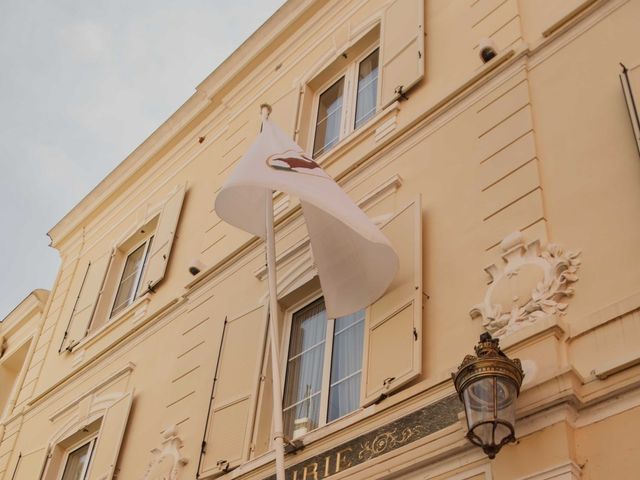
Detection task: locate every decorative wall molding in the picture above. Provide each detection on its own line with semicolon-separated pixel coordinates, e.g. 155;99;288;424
47;363;135;422
517;460;582;480
142;425;188;480
356;174;403;211
49;391;126;445
471;232;581;336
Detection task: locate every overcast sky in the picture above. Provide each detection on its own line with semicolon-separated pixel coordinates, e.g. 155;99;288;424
0;0;285;319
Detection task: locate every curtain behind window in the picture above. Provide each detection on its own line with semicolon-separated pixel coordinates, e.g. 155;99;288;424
61;442;91;480
283;298;327;435
328;310;364;421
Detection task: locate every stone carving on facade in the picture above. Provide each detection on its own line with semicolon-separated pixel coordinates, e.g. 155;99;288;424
142;425;188;480
470;232;581;336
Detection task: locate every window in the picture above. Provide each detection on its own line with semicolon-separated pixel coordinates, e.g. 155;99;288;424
59;438;96;480
312;47;379;157
0;339;31;419
283;296;365;438
59;184;185;352
110;235;154;318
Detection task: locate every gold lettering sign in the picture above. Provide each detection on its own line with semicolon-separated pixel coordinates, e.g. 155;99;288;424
263;395;462;480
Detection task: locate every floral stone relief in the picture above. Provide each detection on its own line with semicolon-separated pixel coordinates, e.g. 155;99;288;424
470;231;581;336
142;425;188;480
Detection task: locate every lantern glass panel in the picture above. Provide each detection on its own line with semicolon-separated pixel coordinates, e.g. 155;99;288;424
495;377;518;443
463;376;518;446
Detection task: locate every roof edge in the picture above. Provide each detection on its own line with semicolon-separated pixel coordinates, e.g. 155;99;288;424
47;0;323;249
1;289;50;330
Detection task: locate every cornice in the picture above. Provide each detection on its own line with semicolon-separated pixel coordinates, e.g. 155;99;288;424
0;289;49;335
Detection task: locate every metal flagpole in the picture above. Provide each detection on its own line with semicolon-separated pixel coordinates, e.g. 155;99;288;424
262;104;287;480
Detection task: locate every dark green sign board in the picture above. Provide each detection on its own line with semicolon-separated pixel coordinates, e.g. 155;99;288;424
264;394;462;480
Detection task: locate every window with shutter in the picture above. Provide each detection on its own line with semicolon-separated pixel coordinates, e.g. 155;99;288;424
282;296;365;438
29;392;133;480
307;39;381;158
59;185;186;350
199;306;268;477
85;392;133;480
296;0;424;151
361;195;423;406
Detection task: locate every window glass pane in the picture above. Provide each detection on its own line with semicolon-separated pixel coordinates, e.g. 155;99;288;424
328;373;361;422
61;442;91;480
283;392;321;438
354;49;379;129
287;298;327;357
135;235;153;297
328;309;364;422
284;344;325;407
111;242;146;317
313;77;344;157
283;298;327;435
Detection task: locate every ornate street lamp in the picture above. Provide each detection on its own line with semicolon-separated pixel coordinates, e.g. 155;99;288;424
453;333;524;459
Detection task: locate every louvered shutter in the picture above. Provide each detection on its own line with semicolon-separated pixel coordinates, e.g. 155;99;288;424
86;392;133;480
361;195;422;406
142;184;186;292
63;251;114;350
379;0;425;107
11;447;48;480
199;306;268;477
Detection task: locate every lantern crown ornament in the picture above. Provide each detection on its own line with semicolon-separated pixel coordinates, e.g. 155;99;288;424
453;333;524;459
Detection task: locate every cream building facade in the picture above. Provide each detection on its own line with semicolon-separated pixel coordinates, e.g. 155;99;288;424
2;0;640;479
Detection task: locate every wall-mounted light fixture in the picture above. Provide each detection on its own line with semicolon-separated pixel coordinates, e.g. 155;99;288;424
453;333;524;459
478;38;498;63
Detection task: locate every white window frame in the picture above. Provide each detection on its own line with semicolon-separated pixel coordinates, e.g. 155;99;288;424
57;435;98;480
310;44;380;158
281;292;365;437
109;234;154;319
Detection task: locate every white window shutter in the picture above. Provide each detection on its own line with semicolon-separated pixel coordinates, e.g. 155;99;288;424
142;184;186;292
62;251;114;350
86;392;133;480
11;447;49;480
379;0;425;107
199;306;268;477
361;195;423;406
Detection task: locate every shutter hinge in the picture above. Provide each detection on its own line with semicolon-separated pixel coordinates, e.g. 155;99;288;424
201;440;207;454
284;438;304;454
413;327;418;340
217;460;230;472
374;392;388;405
394;86;409;101
65;340;77;353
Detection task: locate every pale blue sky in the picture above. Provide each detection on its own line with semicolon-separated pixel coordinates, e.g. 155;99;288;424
0;0;285;318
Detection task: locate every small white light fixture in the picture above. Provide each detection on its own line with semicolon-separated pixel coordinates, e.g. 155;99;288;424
188;259;207;276
479;38;498;63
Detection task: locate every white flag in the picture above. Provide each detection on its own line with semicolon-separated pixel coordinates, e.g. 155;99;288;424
215;119;398;318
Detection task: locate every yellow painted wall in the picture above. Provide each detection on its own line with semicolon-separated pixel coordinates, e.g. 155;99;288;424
2;1;640;479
